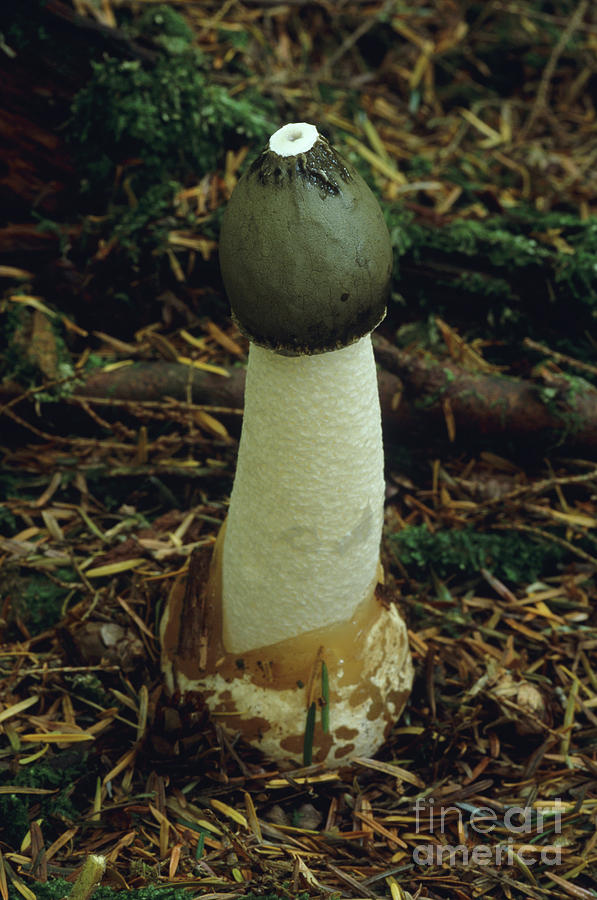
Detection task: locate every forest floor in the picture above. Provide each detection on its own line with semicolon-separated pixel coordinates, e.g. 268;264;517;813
1;2;597;899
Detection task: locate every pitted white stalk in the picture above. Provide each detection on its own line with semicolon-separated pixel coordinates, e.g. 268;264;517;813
222;335;384;654
161;122;413;767
269;122;319;157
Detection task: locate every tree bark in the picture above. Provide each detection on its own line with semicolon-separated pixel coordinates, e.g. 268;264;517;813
2;342;596;456
374;335;597;456
0;1;158;220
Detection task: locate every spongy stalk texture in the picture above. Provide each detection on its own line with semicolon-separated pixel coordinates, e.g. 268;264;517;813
222;336;384;653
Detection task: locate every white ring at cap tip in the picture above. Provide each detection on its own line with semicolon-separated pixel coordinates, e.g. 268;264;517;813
269;122;319;157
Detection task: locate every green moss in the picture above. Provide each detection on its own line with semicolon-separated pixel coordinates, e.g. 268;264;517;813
82;353;106;374
8;885;310;900
69;51;273;196
93;888;195;900
452;269;514;304
5;569;77;637
133;4;195;55
537;373;593;443
68;673;108;705
391;525;567;583
109;180;181;265
387;203;597;362
1;306;40;385
7;884;192;900
22;574;68;632
0;751;92;848
0;304;76;394
0;794;31;849
64;28;274;282
405;154;433;178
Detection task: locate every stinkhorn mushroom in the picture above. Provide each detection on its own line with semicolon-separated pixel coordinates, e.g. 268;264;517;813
161;122;413;766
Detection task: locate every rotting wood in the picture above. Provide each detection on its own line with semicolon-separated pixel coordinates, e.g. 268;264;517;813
3;341;597;454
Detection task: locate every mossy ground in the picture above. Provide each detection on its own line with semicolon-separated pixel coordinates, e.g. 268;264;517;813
7;886;306;900
1;3;597;899
390;524;568;584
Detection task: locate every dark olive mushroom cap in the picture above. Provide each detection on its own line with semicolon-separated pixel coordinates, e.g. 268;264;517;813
219;125;393;355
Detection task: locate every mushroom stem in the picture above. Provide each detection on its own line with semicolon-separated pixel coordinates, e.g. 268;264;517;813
222;335;384;653
160;122;413;766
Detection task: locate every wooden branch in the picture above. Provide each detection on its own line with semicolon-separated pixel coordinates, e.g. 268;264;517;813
373;335;597;455
3;343;597;455
81;362;246;409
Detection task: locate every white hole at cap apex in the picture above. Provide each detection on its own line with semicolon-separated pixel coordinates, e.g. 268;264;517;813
269;122;319;157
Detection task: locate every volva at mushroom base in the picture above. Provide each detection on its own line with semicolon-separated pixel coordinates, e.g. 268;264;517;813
161;123;413;766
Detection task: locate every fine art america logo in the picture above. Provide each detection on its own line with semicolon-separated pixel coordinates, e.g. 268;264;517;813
412;798;563;867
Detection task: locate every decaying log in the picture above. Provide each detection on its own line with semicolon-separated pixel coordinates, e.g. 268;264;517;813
2;342;597;456
81;362;246;410
374;335;597;455
0;0;157;220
